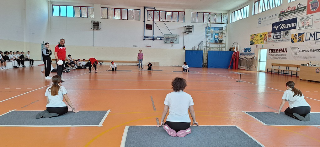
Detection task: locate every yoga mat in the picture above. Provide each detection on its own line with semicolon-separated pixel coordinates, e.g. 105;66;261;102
0;110;110;127
245;112;319;126
121;126;262;147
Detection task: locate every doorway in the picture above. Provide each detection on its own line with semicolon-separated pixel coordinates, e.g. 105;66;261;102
259;49;267;71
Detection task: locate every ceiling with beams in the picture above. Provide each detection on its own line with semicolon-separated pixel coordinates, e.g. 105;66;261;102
50;0;250;11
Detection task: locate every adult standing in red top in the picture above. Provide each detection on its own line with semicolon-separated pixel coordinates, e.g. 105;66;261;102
55;39;67;80
88;57;98;73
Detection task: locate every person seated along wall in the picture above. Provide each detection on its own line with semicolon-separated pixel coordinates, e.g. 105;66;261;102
12;52;18;68
67;54;76;69
2;51;10;69
108;61;117;71
182;62;189;72
0;51;5;70
87;57;98;73
25;51;34;67
276;81;311;121
148;62;152;70
81;59;87;69
158;77;198;137
15;51;21;67
37;75;77;119
19;51;26;67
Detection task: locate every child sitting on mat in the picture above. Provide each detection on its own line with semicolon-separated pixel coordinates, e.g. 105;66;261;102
276;81;311;121
158;77;198;137
182;62;189;72
147;62;152;71
108;61;117;71
37;75;77;118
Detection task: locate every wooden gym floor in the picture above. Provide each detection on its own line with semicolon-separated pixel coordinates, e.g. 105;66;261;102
0;65;319;147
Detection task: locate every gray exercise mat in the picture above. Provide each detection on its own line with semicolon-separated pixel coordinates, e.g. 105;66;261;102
0;111;110;127
122;126;262;147
245;112;320;126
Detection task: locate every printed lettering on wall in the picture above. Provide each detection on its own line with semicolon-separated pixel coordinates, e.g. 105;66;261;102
258;13;279;28
268;48;289;60
307;0;320;15
290;45;320;60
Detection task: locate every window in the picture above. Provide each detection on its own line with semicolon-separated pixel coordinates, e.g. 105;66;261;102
101;7;108;19
113;8;140;20
252;0;282;15
288;0;296;3
191;12;211;23
230;5;249;23
52;5;93;18
147;10;185;22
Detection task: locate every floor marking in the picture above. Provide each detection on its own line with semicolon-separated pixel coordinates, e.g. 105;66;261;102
21;100;39;108
315;91;318;92
120;126;129;147
98;110;111;126
5;88;10;89
236;126;265;147
85;116;160;147
16;88;21;89
306;91;310;92
27;88;32;89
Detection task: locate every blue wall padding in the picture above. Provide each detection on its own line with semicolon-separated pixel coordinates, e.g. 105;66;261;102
185;50;203;68
207;51;233;68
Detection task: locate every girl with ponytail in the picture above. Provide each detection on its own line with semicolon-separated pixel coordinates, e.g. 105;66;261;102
45;75;77;116
276;81;311;121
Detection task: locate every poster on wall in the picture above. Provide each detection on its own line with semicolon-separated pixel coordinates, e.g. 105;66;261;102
291;33;305;43
279;3;307;21
267;30;291;43
307;0;320;15
297;15;313;30
258;13;279;28
290;45;320;60
290;30;320;45
268;48;290;60
205;27;223;43
250;32;268;45
240;47;255;57
272;18;297;33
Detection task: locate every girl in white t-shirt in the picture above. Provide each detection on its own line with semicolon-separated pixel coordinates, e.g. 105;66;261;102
276;81;311;121
182;62;189;72
159;77;198;137
44;75;77;116
110;61;117;71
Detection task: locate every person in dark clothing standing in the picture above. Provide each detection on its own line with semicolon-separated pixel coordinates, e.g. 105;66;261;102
55;39;67;81
42;42;52;79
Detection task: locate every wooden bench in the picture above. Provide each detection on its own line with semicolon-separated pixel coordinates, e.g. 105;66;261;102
282;64;300;77
267;63;300;76
267;63;284;74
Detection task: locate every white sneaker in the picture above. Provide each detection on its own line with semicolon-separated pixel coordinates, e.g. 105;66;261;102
45;76;52;80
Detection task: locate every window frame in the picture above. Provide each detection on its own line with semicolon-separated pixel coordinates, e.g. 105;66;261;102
147;10;185;22
52;5;93;18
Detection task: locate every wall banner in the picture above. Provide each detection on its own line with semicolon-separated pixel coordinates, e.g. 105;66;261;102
250;32;268;45
279;3;307;21
258;13;279;28
272;18;297;33
290;45;320;60
307;0;320;15
297;15;313;30
267;30;291;43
